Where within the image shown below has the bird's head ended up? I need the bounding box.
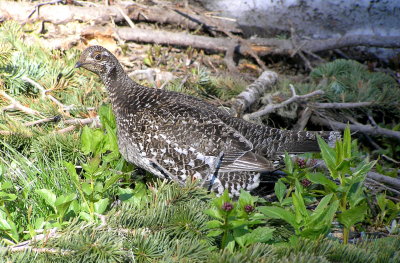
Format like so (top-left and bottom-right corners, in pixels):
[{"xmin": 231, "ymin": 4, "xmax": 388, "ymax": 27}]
[{"xmin": 75, "ymin": 46, "xmax": 118, "ymax": 76}]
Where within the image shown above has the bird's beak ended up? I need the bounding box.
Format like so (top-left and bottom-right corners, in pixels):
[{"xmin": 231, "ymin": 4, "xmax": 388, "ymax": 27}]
[{"xmin": 75, "ymin": 62, "xmax": 82, "ymax": 68}]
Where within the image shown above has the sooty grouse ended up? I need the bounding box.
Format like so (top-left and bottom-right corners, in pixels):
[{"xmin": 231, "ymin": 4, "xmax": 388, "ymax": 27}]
[{"xmin": 75, "ymin": 46, "xmax": 340, "ymax": 196}]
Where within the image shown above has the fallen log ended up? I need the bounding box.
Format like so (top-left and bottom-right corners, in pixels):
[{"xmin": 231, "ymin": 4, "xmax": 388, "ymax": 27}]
[
  {"xmin": 115, "ymin": 27, "xmax": 400, "ymax": 56},
  {"xmin": 0, "ymin": 1, "xmax": 241, "ymax": 34}
]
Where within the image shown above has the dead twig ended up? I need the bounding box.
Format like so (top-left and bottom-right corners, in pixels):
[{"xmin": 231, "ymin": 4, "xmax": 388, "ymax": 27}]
[
  {"xmin": 293, "ymin": 107, "xmax": 312, "ymax": 131},
  {"xmin": 21, "ymin": 76, "xmax": 65, "ymax": 108},
  {"xmin": 244, "ymin": 85, "xmax": 324, "ymax": 120},
  {"xmin": 311, "ymin": 114, "xmax": 400, "ymax": 141},
  {"xmin": 311, "ymin": 101, "xmax": 374, "ymax": 109},
  {"xmin": 0, "ymin": 90, "xmax": 42, "ymax": 116},
  {"xmin": 116, "ymin": 6, "xmax": 135, "ymax": 28},
  {"xmin": 6, "ymin": 228, "xmax": 72, "ymax": 255}
]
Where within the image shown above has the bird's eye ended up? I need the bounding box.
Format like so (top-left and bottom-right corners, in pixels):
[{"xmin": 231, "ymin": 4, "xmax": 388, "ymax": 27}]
[{"xmin": 94, "ymin": 54, "xmax": 102, "ymax": 61}]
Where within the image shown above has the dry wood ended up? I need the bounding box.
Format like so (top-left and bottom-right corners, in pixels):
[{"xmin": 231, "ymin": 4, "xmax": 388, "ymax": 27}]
[
  {"xmin": 311, "ymin": 101, "xmax": 374, "ymax": 109},
  {"xmin": 0, "ymin": 1, "xmax": 241, "ymax": 33},
  {"xmin": 311, "ymin": 114, "xmax": 400, "ymax": 141},
  {"xmin": 0, "ymin": 90, "xmax": 41, "ymax": 116},
  {"xmin": 244, "ymin": 85, "xmax": 324, "ymax": 120},
  {"xmin": 230, "ymin": 70, "xmax": 278, "ymax": 117},
  {"xmin": 115, "ymin": 27, "xmax": 400, "ymax": 57}
]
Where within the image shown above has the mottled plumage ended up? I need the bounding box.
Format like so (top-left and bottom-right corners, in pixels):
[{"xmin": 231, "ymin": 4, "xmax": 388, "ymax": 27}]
[{"xmin": 75, "ymin": 46, "xmax": 340, "ymax": 196}]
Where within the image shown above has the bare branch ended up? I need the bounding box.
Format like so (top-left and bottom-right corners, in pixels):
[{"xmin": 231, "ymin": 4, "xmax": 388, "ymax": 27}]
[
  {"xmin": 21, "ymin": 76, "xmax": 66, "ymax": 109},
  {"xmin": 311, "ymin": 114, "xmax": 400, "ymax": 141},
  {"xmin": 311, "ymin": 101, "xmax": 374, "ymax": 109},
  {"xmin": 0, "ymin": 90, "xmax": 41, "ymax": 116},
  {"xmin": 244, "ymin": 86, "xmax": 324, "ymax": 120}
]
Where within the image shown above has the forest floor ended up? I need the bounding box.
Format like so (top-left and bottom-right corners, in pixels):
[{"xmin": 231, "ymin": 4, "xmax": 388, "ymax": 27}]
[{"xmin": 0, "ymin": 0, "xmax": 399, "ymax": 262}]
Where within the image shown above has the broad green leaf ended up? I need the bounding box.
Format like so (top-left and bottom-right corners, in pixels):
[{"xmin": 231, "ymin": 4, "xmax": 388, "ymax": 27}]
[
  {"xmin": 238, "ymin": 189, "xmax": 254, "ymax": 207},
  {"xmin": 232, "ymin": 227, "xmax": 248, "ymax": 248},
  {"xmin": 80, "ymin": 126, "xmax": 93, "ymax": 155},
  {"xmin": 80, "ymin": 127, "xmax": 105, "ymax": 155},
  {"xmin": 335, "ymin": 160, "xmax": 351, "ymax": 173},
  {"xmin": 258, "ymin": 206, "xmax": 297, "ymax": 229},
  {"xmin": 81, "ymin": 183, "xmax": 92, "ymax": 196},
  {"xmin": 55, "ymin": 193, "xmax": 76, "ymax": 207},
  {"xmin": 94, "ymin": 198, "xmax": 109, "ymax": 214},
  {"xmin": 343, "ymin": 126, "xmax": 352, "ymax": 159},
  {"xmin": 309, "ymin": 196, "xmax": 338, "ymax": 228},
  {"xmin": 64, "ymin": 162, "xmax": 79, "ymax": 185},
  {"xmin": 36, "ymin": 189, "xmax": 56, "ymax": 210},
  {"xmin": 98, "ymin": 104, "xmax": 116, "ymax": 129},
  {"xmin": 241, "ymin": 227, "xmax": 274, "ymax": 246},
  {"xmin": 274, "ymin": 180, "xmax": 286, "ymax": 203},
  {"xmin": 79, "ymin": 211, "xmax": 92, "ymax": 222},
  {"xmin": 206, "ymin": 220, "xmax": 223, "ymax": 228},
  {"xmin": 321, "ymin": 200, "xmax": 339, "ymax": 224},
  {"xmin": 284, "ymin": 152, "xmax": 294, "ymax": 174},
  {"xmin": 338, "ymin": 204, "xmax": 368, "ymax": 228},
  {"xmin": 0, "ymin": 218, "xmax": 11, "ymax": 230},
  {"xmin": 317, "ymin": 136, "xmax": 337, "ymax": 178},
  {"xmin": 0, "ymin": 192, "xmax": 17, "ymax": 202},
  {"xmin": 376, "ymin": 193, "xmax": 387, "ymax": 212},
  {"xmin": 292, "ymin": 188, "xmax": 308, "ymax": 223},
  {"xmin": 204, "ymin": 208, "xmax": 223, "ymax": 220},
  {"xmin": 0, "ymin": 181, "xmax": 12, "ymax": 190},
  {"xmin": 311, "ymin": 193, "xmax": 333, "ymax": 218},
  {"xmin": 306, "ymin": 172, "xmax": 337, "ymax": 190},
  {"xmin": 207, "ymin": 229, "xmax": 224, "ymax": 237},
  {"xmin": 82, "ymin": 156, "xmax": 101, "ymax": 175},
  {"xmin": 55, "ymin": 193, "xmax": 77, "ymax": 217},
  {"xmin": 104, "ymin": 173, "xmax": 123, "ymax": 191},
  {"xmin": 353, "ymin": 160, "xmax": 376, "ymax": 178}
]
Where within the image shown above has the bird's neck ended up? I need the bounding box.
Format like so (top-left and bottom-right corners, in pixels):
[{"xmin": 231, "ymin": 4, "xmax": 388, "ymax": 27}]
[{"xmin": 101, "ymin": 64, "xmax": 144, "ymax": 114}]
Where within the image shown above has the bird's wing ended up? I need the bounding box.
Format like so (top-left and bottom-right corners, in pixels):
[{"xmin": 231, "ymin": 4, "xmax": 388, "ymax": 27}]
[{"xmin": 131, "ymin": 102, "xmax": 275, "ymax": 174}]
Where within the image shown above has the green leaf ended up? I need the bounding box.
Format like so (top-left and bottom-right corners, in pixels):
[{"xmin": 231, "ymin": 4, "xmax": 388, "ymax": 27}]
[
  {"xmin": 292, "ymin": 187, "xmax": 308, "ymax": 223},
  {"xmin": 64, "ymin": 162, "xmax": 79, "ymax": 185},
  {"xmin": 54, "ymin": 193, "xmax": 76, "ymax": 218},
  {"xmin": 338, "ymin": 203, "xmax": 368, "ymax": 228},
  {"xmin": 311, "ymin": 193, "xmax": 333, "ymax": 219},
  {"xmin": 238, "ymin": 190, "xmax": 254, "ymax": 207},
  {"xmin": 104, "ymin": 173, "xmax": 123, "ymax": 192},
  {"xmin": 343, "ymin": 126, "xmax": 352, "ymax": 159},
  {"xmin": 0, "ymin": 192, "xmax": 17, "ymax": 202},
  {"xmin": 94, "ymin": 198, "xmax": 109, "ymax": 214},
  {"xmin": 81, "ymin": 183, "xmax": 92, "ymax": 196},
  {"xmin": 284, "ymin": 152, "xmax": 294, "ymax": 174},
  {"xmin": 0, "ymin": 218, "xmax": 11, "ymax": 230},
  {"xmin": 204, "ymin": 208, "xmax": 223, "ymax": 220},
  {"xmin": 274, "ymin": 180, "xmax": 286, "ymax": 203},
  {"xmin": 376, "ymin": 193, "xmax": 387, "ymax": 212},
  {"xmin": 306, "ymin": 172, "xmax": 338, "ymax": 190},
  {"xmin": 79, "ymin": 211, "xmax": 92, "ymax": 222},
  {"xmin": 207, "ymin": 229, "xmax": 224, "ymax": 237},
  {"xmin": 241, "ymin": 227, "xmax": 275, "ymax": 246},
  {"xmin": 36, "ymin": 189, "xmax": 57, "ymax": 210},
  {"xmin": 206, "ymin": 220, "xmax": 223, "ymax": 229},
  {"xmin": 317, "ymin": 136, "xmax": 337, "ymax": 178},
  {"xmin": 353, "ymin": 160, "xmax": 376, "ymax": 178},
  {"xmin": 98, "ymin": 104, "xmax": 116, "ymax": 129},
  {"xmin": 258, "ymin": 206, "xmax": 297, "ymax": 229},
  {"xmin": 80, "ymin": 127, "xmax": 105, "ymax": 155}
]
